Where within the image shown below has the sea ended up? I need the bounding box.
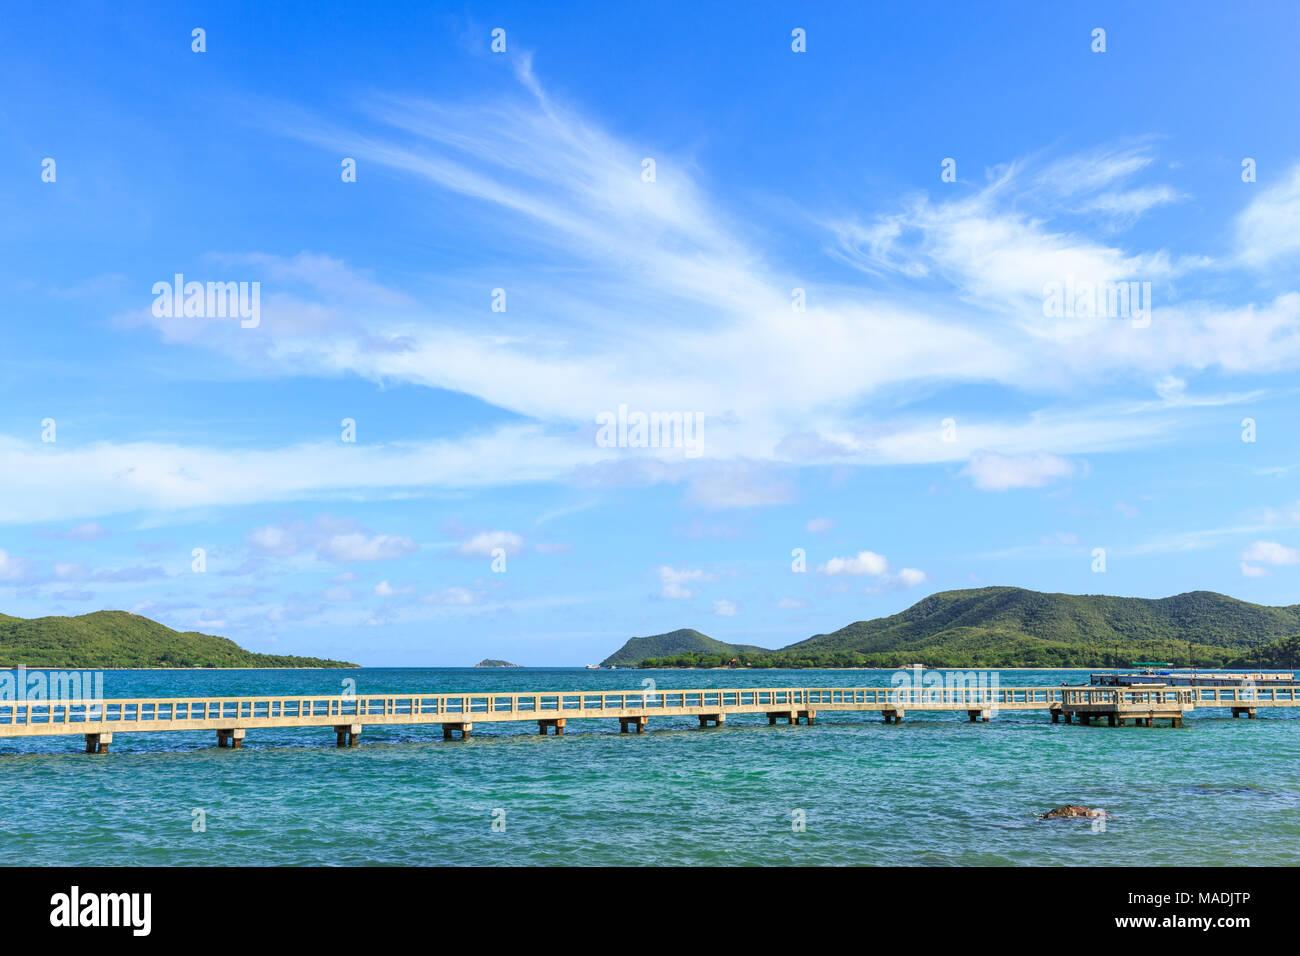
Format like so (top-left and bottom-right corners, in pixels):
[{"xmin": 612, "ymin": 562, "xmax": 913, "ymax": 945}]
[{"xmin": 3, "ymin": 667, "xmax": 1297, "ymax": 866}]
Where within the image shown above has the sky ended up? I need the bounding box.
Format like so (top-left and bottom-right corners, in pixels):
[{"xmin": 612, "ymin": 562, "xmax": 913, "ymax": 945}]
[{"xmin": 1, "ymin": 1, "xmax": 1299, "ymax": 665}]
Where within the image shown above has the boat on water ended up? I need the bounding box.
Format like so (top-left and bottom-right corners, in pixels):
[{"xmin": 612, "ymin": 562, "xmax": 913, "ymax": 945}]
[
  {"xmin": 1089, "ymin": 664, "xmax": 1296, "ymax": 688},
  {"xmin": 585, "ymin": 664, "xmax": 601, "ymax": 670}
]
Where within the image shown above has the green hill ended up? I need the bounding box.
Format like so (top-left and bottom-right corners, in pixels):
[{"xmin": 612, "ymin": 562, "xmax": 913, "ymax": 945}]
[
  {"xmin": 600, "ymin": 628, "xmax": 770, "ymax": 667},
  {"xmin": 628, "ymin": 588, "xmax": 1300, "ymax": 668},
  {"xmin": 0, "ymin": 610, "xmax": 356, "ymax": 668}
]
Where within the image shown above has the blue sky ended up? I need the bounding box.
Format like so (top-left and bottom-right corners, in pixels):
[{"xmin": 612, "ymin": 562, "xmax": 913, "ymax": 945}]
[{"xmin": 2, "ymin": 1, "xmax": 1299, "ymax": 665}]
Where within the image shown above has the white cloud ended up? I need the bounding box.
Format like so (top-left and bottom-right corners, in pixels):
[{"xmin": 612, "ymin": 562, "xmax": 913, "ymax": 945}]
[
  {"xmin": 777, "ymin": 597, "xmax": 805, "ymax": 608},
  {"xmin": 373, "ymin": 580, "xmax": 414, "ymax": 596},
  {"xmin": 11, "ymin": 73, "xmax": 1300, "ymax": 527},
  {"xmin": 818, "ymin": 551, "xmax": 927, "ymax": 592},
  {"xmin": 421, "ymin": 586, "xmax": 478, "ymax": 605},
  {"xmin": 458, "ymin": 531, "xmax": 525, "ymax": 557},
  {"xmin": 1240, "ymin": 563, "xmax": 1269, "ymax": 579},
  {"xmin": 45, "ymin": 522, "xmax": 107, "ymax": 542},
  {"xmin": 659, "ymin": 566, "xmax": 714, "ymax": 599},
  {"xmin": 712, "ymin": 599, "xmax": 738, "ymax": 617},
  {"xmin": 0, "ymin": 549, "xmax": 31, "ymax": 582},
  {"xmin": 805, "ymin": 517, "xmax": 833, "ymax": 533},
  {"xmin": 322, "ymin": 533, "xmax": 416, "ymax": 562},
  {"xmin": 961, "ymin": 451, "xmax": 1075, "ymax": 491},
  {"xmin": 819, "ymin": 551, "xmax": 889, "ymax": 576},
  {"xmin": 1241, "ymin": 540, "xmax": 1300, "ymax": 566},
  {"xmin": 685, "ymin": 463, "xmax": 794, "ymax": 509},
  {"xmin": 246, "ymin": 516, "xmax": 416, "ymax": 563},
  {"xmin": 1236, "ymin": 165, "xmax": 1300, "ymax": 268},
  {"xmin": 53, "ymin": 562, "xmax": 87, "ymax": 581},
  {"xmin": 893, "ymin": 567, "xmax": 927, "ymax": 588},
  {"xmin": 248, "ymin": 525, "xmax": 300, "ymax": 557}
]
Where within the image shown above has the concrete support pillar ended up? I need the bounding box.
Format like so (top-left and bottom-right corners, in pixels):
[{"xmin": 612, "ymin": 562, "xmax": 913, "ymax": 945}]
[
  {"xmin": 968, "ymin": 709, "xmax": 991, "ymax": 723},
  {"xmin": 1107, "ymin": 715, "xmax": 1117, "ymax": 727},
  {"xmin": 801, "ymin": 710, "xmax": 816, "ymax": 725},
  {"xmin": 217, "ymin": 728, "xmax": 245, "ymax": 749},
  {"xmin": 1230, "ymin": 707, "xmax": 1257, "ymax": 719},
  {"xmin": 1051, "ymin": 710, "xmax": 1060, "ymax": 723},
  {"xmin": 766, "ymin": 711, "xmax": 795, "ymax": 725},
  {"xmin": 334, "ymin": 723, "xmax": 361, "ymax": 746},
  {"xmin": 538, "ymin": 718, "xmax": 566, "ymax": 735},
  {"xmin": 1063, "ymin": 712, "xmax": 1073, "ymax": 724},
  {"xmin": 84, "ymin": 732, "xmax": 112, "ymax": 754},
  {"xmin": 441, "ymin": 722, "xmax": 472, "ymax": 739},
  {"xmin": 883, "ymin": 709, "xmax": 904, "ymax": 723},
  {"xmin": 698, "ymin": 713, "xmax": 725, "ymax": 727}
]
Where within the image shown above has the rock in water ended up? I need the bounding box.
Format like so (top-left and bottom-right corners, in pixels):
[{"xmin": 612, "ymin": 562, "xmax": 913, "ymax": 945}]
[{"xmin": 1040, "ymin": 805, "xmax": 1105, "ymax": 820}]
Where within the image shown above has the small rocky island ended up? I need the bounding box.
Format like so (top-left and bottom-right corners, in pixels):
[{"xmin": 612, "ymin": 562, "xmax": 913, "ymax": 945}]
[{"xmin": 475, "ymin": 658, "xmax": 519, "ymax": 668}]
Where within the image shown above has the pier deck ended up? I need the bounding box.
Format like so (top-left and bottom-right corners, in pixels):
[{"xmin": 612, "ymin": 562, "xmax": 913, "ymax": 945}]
[{"xmin": 1, "ymin": 684, "xmax": 1297, "ymax": 751}]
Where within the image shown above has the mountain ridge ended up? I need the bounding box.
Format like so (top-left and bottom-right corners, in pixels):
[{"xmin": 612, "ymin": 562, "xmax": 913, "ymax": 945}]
[
  {"xmin": 602, "ymin": 587, "xmax": 1300, "ymax": 668},
  {"xmin": 0, "ymin": 609, "xmax": 356, "ymax": 668}
]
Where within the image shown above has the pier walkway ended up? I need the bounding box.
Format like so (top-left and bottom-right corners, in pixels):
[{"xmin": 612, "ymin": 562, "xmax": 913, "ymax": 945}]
[{"xmin": 2, "ymin": 684, "xmax": 1297, "ymax": 751}]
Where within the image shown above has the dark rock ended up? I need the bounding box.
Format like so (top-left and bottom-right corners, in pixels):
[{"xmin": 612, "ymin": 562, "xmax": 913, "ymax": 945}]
[{"xmin": 1040, "ymin": 805, "xmax": 1105, "ymax": 820}]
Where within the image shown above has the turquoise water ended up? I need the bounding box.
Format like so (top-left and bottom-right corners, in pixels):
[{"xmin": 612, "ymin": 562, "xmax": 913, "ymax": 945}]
[{"xmin": 3, "ymin": 668, "xmax": 1298, "ymax": 866}]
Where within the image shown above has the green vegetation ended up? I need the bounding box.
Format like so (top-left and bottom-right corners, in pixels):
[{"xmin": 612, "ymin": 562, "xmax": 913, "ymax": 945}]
[
  {"xmin": 629, "ymin": 587, "xmax": 1300, "ymax": 669},
  {"xmin": 475, "ymin": 659, "xmax": 519, "ymax": 667},
  {"xmin": 600, "ymin": 628, "xmax": 770, "ymax": 667},
  {"xmin": 0, "ymin": 610, "xmax": 356, "ymax": 668}
]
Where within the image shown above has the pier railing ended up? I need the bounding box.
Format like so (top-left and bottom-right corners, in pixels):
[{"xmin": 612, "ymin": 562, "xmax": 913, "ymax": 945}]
[{"xmin": 0, "ymin": 683, "xmax": 1296, "ymax": 743}]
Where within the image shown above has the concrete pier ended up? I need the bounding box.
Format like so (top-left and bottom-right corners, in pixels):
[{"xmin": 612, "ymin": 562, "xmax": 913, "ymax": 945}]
[
  {"xmin": 2, "ymin": 682, "xmax": 1296, "ymax": 754},
  {"xmin": 1059, "ymin": 685, "xmax": 1190, "ymax": 728},
  {"xmin": 334, "ymin": 723, "xmax": 362, "ymax": 747}
]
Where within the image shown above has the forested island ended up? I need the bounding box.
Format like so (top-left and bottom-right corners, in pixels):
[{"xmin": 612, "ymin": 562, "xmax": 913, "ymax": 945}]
[
  {"xmin": 603, "ymin": 587, "xmax": 1300, "ymax": 669},
  {"xmin": 0, "ymin": 610, "xmax": 356, "ymax": 668}
]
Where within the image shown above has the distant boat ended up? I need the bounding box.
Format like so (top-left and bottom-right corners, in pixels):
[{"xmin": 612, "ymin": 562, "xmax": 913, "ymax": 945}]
[{"xmin": 585, "ymin": 664, "xmax": 601, "ymax": 670}]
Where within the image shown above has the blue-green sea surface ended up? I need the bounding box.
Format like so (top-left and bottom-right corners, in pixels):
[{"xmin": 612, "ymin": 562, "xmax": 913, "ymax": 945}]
[{"xmin": 2, "ymin": 668, "xmax": 1297, "ymax": 866}]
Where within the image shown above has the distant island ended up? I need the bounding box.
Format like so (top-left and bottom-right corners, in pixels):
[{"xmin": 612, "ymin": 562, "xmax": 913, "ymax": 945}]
[
  {"xmin": 600, "ymin": 587, "xmax": 1300, "ymax": 669},
  {"xmin": 0, "ymin": 610, "xmax": 356, "ymax": 668},
  {"xmin": 475, "ymin": 659, "xmax": 519, "ymax": 668}
]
